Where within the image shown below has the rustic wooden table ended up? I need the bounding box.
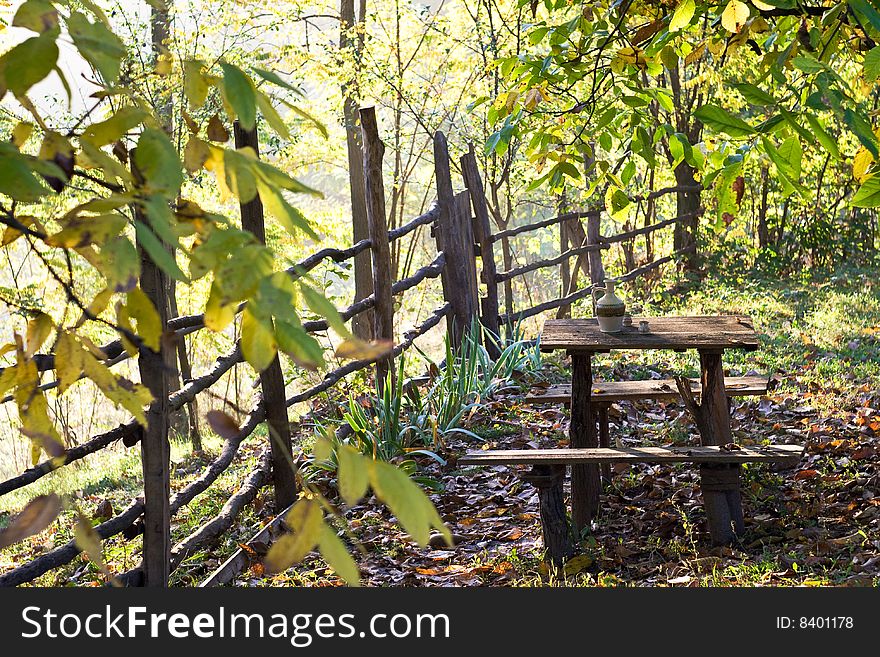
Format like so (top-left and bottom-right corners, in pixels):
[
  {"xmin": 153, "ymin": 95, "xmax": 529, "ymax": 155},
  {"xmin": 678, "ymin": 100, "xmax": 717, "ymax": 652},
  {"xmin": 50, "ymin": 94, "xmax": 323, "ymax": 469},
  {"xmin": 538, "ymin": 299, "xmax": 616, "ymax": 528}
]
[{"xmin": 540, "ymin": 315, "xmax": 759, "ymax": 543}]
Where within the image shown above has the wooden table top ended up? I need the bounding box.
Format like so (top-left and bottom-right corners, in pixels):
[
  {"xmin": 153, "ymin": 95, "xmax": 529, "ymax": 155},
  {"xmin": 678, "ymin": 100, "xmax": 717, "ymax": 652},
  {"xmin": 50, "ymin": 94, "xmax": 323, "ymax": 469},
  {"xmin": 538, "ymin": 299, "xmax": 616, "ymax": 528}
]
[{"xmin": 540, "ymin": 315, "xmax": 759, "ymax": 352}]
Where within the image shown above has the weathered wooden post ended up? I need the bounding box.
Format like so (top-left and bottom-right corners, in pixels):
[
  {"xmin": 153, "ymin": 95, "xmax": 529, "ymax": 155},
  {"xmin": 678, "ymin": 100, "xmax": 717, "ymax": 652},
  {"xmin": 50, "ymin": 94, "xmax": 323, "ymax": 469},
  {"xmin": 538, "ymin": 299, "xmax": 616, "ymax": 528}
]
[
  {"xmin": 460, "ymin": 144, "xmax": 500, "ymax": 358},
  {"xmin": 359, "ymin": 107, "xmax": 395, "ymax": 390},
  {"xmin": 587, "ymin": 213, "xmax": 605, "ymax": 287},
  {"xmin": 233, "ymin": 121, "xmax": 298, "ymax": 512},
  {"xmin": 433, "ymin": 131, "xmax": 478, "ymax": 349},
  {"xmin": 132, "ymin": 153, "xmax": 172, "ymax": 587}
]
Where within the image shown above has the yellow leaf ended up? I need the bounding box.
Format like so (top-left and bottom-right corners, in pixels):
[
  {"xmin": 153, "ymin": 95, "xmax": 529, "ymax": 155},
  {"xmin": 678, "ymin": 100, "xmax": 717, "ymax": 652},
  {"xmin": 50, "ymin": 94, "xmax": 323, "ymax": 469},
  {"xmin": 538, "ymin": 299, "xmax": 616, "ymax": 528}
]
[
  {"xmin": 318, "ymin": 524, "xmax": 360, "ymax": 586},
  {"xmin": 334, "ymin": 337, "xmax": 393, "ymax": 361},
  {"xmin": 126, "ymin": 287, "xmax": 162, "ymax": 351},
  {"xmin": 25, "ymin": 312, "xmax": 53, "ymax": 357},
  {"xmin": 206, "ymin": 113, "xmax": 229, "ymax": 142},
  {"xmin": 155, "ymin": 52, "xmax": 172, "ymax": 76},
  {"xmin": 264, "ymin": 499, "xmax": 323, "ymax": 573},
  {"xmin": 669, "ymin": 0, "xmax": 695, "ymax": 32},
  {"xmin": 523, "ymin": 87, "xmax": 543, "ymax": 111},
  {"xmin": 204, "ymin": 284, "xmax": 236, "ymax": 332},
  {"xmin": 0, "ymin": 494, "xmax": 61, "ymax": 549},
  {"xmin": 721, "ymin": 1, "xmax": 750, "ymax": 33},
  {"xmin": 853, "ymin": 147, "xmax": 873, "ymax": 183},
  {"xmin": 45, "ymin": 214, "xmax": 127, "ymax": 248},
  {"xmin": 2, "ymin": 215, "xmax": 37, "ymax": 246},
  {"xmin": 563, "ymin": 554, "xmax": 593, "ymax": 575},
  {"xmin": 55, "ymin": 331, "xmax": 84, "ymax": 393},
  {"xmin": 338, "ymin": 443, "xmax": 369, "ymax": 506},
  {"xmin": 12, "ymin": 121, "xmax": 34, "ymax": 147},
  {"xmin": 751, "ymin": 0, "xmax": 774, "ymax": 10},
  {"xmin": 241, "ymin": 307, "xmax": 277, "ymax": 372},
  {"xmin": 73, "ymin": 509, "xmax": 112, "ymax": 580}
]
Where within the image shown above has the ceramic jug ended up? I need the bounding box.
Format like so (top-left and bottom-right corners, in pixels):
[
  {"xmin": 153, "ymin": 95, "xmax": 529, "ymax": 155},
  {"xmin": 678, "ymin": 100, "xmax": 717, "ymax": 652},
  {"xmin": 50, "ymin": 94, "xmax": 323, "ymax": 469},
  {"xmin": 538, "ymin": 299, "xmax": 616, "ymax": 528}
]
[{"xmin": 592, "ymin": 279, "xmax": 626, "ymax": 333}]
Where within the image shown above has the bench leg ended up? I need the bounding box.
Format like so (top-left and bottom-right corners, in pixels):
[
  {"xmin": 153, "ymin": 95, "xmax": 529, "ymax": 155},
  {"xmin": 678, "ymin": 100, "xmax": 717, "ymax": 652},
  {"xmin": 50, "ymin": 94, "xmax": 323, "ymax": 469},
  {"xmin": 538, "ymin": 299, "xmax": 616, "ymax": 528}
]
[
  {"xmin": 597, "ymin": 404, "xmax": 612, "ymax": 485},
  {"xmin": 570, "ymin": 353, "xmax": 600, "ymax": 532},
  {"xmin": 700, "ymin": 464, "xmax": 743, "ymax": 545},
  {"xmin": 522, "ymin": 464, "xmax": 573, "ymax": 565}
]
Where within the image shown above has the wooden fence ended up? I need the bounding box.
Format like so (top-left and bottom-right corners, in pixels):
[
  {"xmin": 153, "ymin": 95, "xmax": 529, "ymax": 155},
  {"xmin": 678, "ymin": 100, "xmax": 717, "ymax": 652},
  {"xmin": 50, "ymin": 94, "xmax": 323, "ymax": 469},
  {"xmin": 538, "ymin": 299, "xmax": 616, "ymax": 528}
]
[{"xmin": 0, "ymin": 106, "xmax": 700, "ymax": 587}]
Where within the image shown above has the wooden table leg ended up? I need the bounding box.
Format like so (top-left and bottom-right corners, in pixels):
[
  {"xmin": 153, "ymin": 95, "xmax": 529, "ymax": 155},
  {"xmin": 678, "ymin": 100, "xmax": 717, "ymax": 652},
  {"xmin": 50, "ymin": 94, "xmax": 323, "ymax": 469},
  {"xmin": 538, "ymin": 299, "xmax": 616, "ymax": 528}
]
[
  {"xmin": 522, "ymin": 464, "xmax": 573, "ymax": 565},
  {"xmin": 597, "ymin": 404, "xmax": 612, "ymax": 485},
  {"xmin": 698, "ymin": 349, "xmax": 743, "ymax": 545},
  {"xmin": 570, "ymin": 352, "xmax": 600, "ymax": 532}
]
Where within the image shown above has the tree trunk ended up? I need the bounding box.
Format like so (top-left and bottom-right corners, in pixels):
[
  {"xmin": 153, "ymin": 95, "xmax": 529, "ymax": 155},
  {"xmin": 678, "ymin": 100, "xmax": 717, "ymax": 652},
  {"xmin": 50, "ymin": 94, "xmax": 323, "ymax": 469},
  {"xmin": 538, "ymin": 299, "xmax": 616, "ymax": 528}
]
[
  {"xmin": 673, "ymin": 161, "xmax": 700, "ymax": 268},
  {"xmin": 340, "ymin": 0, "xmax": 373, "ymax": 340},
  {"xmin": 758, "ymin": 167, "xmax": 770, "ymax": 249},
  {"xmin": 233, "ymin": 122, "xmax": 298, "ymax": 512}
]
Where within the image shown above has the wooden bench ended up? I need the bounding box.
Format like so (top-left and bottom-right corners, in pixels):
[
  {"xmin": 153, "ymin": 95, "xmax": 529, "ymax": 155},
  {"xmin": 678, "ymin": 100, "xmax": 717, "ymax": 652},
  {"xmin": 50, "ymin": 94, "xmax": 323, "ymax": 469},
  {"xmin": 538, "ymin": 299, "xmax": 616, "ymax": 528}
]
[
  {"xmin": 526, "ymin": 375, "xmax": 771, "ymax": 483},
  {"xmin": 459, "ymin": 444, "xmax": 803, "ymax": 564}
]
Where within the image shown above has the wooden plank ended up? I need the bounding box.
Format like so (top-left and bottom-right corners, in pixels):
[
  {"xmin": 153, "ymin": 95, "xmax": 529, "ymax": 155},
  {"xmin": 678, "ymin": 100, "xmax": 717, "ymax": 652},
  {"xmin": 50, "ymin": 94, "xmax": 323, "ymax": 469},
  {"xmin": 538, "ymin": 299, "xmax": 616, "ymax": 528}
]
[
  {"xmin": 526, "ymin": 376, "xmax": 769, "ymax": 404},
  {"xmin": 540, "ymin": 316, "xmax": 759, "ymax": 352},
  {"xmin": 458, "ymin": 444, "xmax": 804, "ymax": 466},
  {"xmin": 434, "ymin": 131, "xmax": 477, "ymax": 347},
  {"xmin": 461, "ymin": 145, "xmax": 500, "ymax": 354},
  {"xmin": 360, "ymin": 107, "xmax": 395, "ymax": 390},
  {"xmin": 234, "ymin": 121, "xmax": 298, "ymax": 512}
]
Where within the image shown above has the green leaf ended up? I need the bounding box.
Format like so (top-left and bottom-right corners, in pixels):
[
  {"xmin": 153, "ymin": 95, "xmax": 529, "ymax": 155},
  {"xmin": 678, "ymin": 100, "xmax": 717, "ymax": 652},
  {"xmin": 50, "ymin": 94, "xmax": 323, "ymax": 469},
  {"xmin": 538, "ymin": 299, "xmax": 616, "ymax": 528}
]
[
  {"xmin": 368, "ymin": 460, "xmax": 451, "ymax": 547},
  {"xmin": 852, "ymin": 175, "xmax": 880, "ymax": 207},
  {"xmin": 241, "ymin": 307, "xmax": 277, "ymax": 372},
  {"xmin": 318, "ymin": 524, "xmax": 360, "ymax": 586},
  {"xmin": 842, "ymin": 108, "xmax": 879, "ymax": 159},
  {"xmin": 694, "ymin": 104, "xmax": 754, "ymax": 138},
  {"xmin": 0, "ymin": 30, "xmax": 58, "ymax": 97},
  {"xmin": 98, "ymin": 236, "xmax": 139, "ymax": 292},
  {"xmin": 255, "ymin": 180, "xmax": 319, "ymax": 241},
  {"xmin": 67, "ymin": 11, "xmax": 125, "ymax": 83},
  {"xmin": 251, "ymin": 67, "xmax": 301, "ymax": 94},
  {"xmin": 669, "ymin": 0, "xmax": 695, "ymax": 32},
  {"xmin": 135, "ymin": 128, "xmax": 184, "ymax": 196},
  {"xmin": 730, "ymin": 82, "xmax": 776, "ymax": 106},
  {"xmin": 805, "ymin": 114, "xmax": 840, "ymax": 160},
  {"xmin": 255, "ymin": 90, "xmax": 290, "ymax": 140},
  {"xmin": 300, "ymin": 284, "xmax": 348, "ymax": 336},
  {"xmin": 778, "ymin": 135, "xmax": 802, "ymax": 179},
  {"xmin": 0, "ymin": 143, "xmax": 49, "ymax": 201},
  {"xmin": 865, "ymin": 46, "xmax": 880, "ymax": 81},
  {"xmin": 81, "ymin": 106, "xmax": 148, "ymax": 147},
  {"xmin": 281, "ymin": 102, "xmax": 329, "ymax": 139},
  {"xmin": 762, "ymin": 137, "xmax": 810, "ymax": 200},
  {"xmin": 12, "ymin": 1, "xmax": 59, "ymax": 33},
  {"xmin": 275, "ymin": 319, "xmax": 324, "ymax": 371},
  {"xmin": 134, "ymin": 221, "xmax": 187, "ymax": 282},
  {"xmin": 250, "ymin": 157, "xmax": 323, "ymax": 197},
  {"xmin": 849, "ymin": 0, "xmax": 880, "ymax": 33},
  {"xmin": 338, "ymin": 444, "xmax": 369, "ymax": 506},
  {"xmin": 220, "ymin": 63, "xmax": 257, "ymax": 131}
]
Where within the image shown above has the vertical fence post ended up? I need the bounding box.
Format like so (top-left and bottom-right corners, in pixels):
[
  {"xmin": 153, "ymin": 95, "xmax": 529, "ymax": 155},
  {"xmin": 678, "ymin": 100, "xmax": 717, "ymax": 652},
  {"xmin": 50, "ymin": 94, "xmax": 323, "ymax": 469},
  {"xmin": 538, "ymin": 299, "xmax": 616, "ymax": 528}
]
[
  {"xmin": 132, "ymin": 154, "xmax": 171, "ymax": 587},
  {"xmin": 359, "ymin": 107, "xmax": 395, "ymax": 390},
  {"xmin": 233, "ymin": 120, "xmax": 298, "ymax": 512},
  {"xmin": 433, "ymin": 131, "xmax": 478, "ymax": 349},
  {"xmin": 460, "ymin": 144, "xmax": 499, "ymax": 357},
  {"xmin": 587, "ymin": 213, "xmax": 605, "ymax": 310}
]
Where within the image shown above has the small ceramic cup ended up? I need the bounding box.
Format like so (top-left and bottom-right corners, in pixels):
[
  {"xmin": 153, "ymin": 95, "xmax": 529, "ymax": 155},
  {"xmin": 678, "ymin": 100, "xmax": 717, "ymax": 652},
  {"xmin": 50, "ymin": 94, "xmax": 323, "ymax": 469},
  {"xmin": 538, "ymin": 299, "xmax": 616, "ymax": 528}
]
[{"xmin": 638, "ymin": 320, "xmax": 650, "ymax": 334}]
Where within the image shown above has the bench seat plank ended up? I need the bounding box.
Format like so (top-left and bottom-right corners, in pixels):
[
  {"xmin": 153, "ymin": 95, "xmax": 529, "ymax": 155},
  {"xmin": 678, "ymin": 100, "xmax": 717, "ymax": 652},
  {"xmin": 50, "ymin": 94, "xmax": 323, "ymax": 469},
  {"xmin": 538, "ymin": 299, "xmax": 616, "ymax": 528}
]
[
  {"xmin": 459, "ymin": 444, "xmax": 803, "ymax": 466},
  {"xmin": 525, "ymin": 375, "xmax": 768, "ymax": 404}
]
